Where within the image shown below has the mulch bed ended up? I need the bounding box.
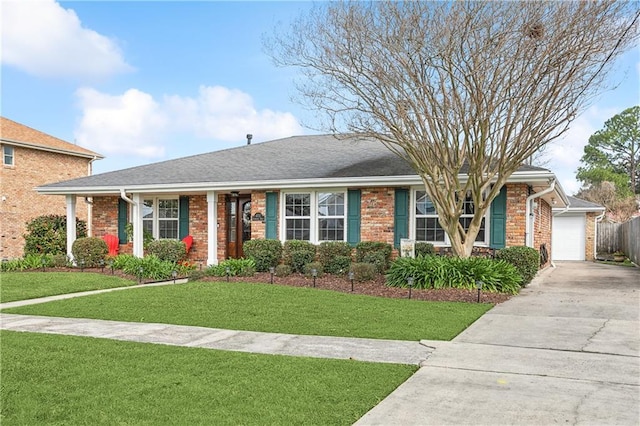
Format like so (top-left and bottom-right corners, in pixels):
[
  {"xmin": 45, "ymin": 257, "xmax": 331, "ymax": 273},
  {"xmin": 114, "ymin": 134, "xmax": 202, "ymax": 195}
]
[{"xmin": 200, "ymin": 272, "xmax": 514, "ymax": 304}]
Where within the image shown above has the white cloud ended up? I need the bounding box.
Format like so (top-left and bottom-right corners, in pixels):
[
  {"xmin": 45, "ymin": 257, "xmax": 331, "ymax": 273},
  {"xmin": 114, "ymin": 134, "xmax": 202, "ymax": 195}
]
[
  {"xmin": 74, "ymin": 85, "xmax": 302, "ymax": 159},
  {"xmin": 1, "ymin": 0, "xmax": 132, "ymax": 78},
  {"xmin": 165, "ymin": 86, "xmax": 303, "ymax": 142},
  {"xmin": 546, "ymin": 105, "xmax": 622, "ymax": 196},
  {"xmin": 75, "ymin": 88, "xmax": 167, "ymax": 157}
]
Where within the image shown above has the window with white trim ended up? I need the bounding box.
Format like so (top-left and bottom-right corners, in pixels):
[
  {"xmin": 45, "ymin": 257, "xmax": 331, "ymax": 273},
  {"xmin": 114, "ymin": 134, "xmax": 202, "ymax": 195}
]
[
  {"xmin": 414, "ymin": 190, "xmax": 487, "ymax": 244},
  {"xmin": 142, "ymin": 198, "xmax": 179, "ymax": 239},
  {"xmin": 3, "ymin": 145, "xmax": 14, "ymax": 166},
  {"xmin": 283, "ymin": 191, "xmax": 346, "ymax": 242}
]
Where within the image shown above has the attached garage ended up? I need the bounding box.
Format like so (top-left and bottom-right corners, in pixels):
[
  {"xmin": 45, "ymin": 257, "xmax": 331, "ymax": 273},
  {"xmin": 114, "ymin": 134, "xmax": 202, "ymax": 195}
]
[
  {"xmin": 552, "ymin": 196, "xmax": 605, "ymax": 262},
  {"xmin": 552, "ymin": 214, "xmax": 586, "ymax": 260}
]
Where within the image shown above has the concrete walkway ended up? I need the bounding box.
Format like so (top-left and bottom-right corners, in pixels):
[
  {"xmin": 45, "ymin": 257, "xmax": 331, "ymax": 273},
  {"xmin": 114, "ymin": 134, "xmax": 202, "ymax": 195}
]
[{"xmin": 355, "ymin": 262, "xmax": 640, "ymax": 425}]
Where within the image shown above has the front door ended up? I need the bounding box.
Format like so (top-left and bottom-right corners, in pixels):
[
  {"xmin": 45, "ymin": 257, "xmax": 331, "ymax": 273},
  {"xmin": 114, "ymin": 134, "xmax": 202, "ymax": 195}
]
[{"xmin": 227, "ymin": 196, "xmax": 251, "ymax": 258}]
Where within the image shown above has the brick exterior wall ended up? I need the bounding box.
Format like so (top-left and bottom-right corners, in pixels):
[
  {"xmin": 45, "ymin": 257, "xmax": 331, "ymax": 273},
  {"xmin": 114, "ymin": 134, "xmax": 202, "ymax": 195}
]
[
  {"xmin": 585, "ymin": 212, "xmax": 598, "ymax": 261},
  {"xmin": 505, "ymin": 183, "xmax": 528, "ymax": 248},
  {"xmin": 533, "ymin": 198, "xmax": 552, "ymax": 267},
  {"xmin": 188, "ymin": 195, "xmax": 208, "ymax": 265},
  {"xmin": 251, "ymin": 191, "xmax": 267, "ymax": 240},
  {"xmin": 0, "ymin": 145, "xmax": 92, "ymax": 258},
  {"xmin": 360, "ymin": 187, "xmax": 395, "ymax": 245}
]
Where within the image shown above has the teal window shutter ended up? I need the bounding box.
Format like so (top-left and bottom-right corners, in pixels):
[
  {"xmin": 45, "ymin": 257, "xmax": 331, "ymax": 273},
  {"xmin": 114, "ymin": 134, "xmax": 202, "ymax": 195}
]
[
  {"xmin": 265, "ymin": 192, "xmax": 278, "ymax": 239},
  {"xmin": 347, "ymin": 189, "xmax": 361, "ymax": 246},
  {"xmin": 490, "ymin": 186, "xmax": 507, "ymax": 249},
  {"xmin": 394, "ymin": 189, "xmax": 409, "ymax": 248},
  {"xmin": 179, "ymin": 196, "xmax": 189, "ymax": 239},
  {"xmin": 117, "ymin": 198, "xmax": 128, "ymax": 244}
]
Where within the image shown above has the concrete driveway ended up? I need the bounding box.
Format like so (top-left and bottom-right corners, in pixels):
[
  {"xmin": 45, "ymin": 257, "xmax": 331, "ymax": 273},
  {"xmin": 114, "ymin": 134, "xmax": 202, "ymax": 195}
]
[{"xmin": 356, "ymin": 262, "xmax": 640, "ymax": 425}]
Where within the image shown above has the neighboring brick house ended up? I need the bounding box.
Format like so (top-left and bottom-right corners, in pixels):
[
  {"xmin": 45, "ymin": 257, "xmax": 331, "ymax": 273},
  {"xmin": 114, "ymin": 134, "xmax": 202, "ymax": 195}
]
[
  {"xmin": 38, "ymin": 134, "xmax": 597, "ymax": 266},
  {"xmin": 1, "ymin": 117, "xmax": 103, "ymax": 259}
]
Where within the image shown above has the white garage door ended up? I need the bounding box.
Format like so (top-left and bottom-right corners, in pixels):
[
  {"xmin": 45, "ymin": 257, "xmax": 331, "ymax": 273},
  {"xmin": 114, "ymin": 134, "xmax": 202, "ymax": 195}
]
[{"xmin": 552, "ymin": 214, "xmax": 586, "ymax": 261}]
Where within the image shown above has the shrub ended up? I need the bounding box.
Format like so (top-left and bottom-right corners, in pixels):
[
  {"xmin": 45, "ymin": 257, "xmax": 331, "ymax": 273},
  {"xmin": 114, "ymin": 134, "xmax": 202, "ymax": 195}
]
[
  {"xmin": 283, "ymin": 240, "xmax": 316, "ymax": 273},
  {"xmin": 275, "ymin": 264, "xmax": 292, "ymax": 277},
  {"xmin": 317, "ymin": 242, "xmax": 352, "ymax": 274},
  {"xmin": 496, "ymin": 246, "xmax": 540, "ymax": 285},
  {"xmin": 146, "ymin": 239, "xmax": 187, "ymax": 263},
  {"xmin": 355, "ymin": 242, "xmax": 392, "ymax": 272},
  {"xmin": 51, "ymin": 254, "xmax": 71, "ymax": 268},
  {"xmin": 303, "ymin": 261, "xmax": 324, "ymax": 278},
  {"xmin": 415, "ymin": 242, "xmax": 436, "ymax": 257},
  {"xmin": 1, "ymin": 258, "xmax": 24, "ymax": 272},
  {"xmin": 206, "ymin": 258, "xmax": 256, "ymax": 277},
  {"xmin": 23, "ymin": 214, "xmax": 87, "ymax": 256},
  {"xmin": 350, "ymin": 262, "xmax": 377, "ymax": 282},
  {"xmin": 71, "ymin": 237, "xmax": 108, "ymax": 268},
  {"xmin": 385, "ymin": 256, "xmax": 522, "ymax": 294},
  {"xmin": 243, "ymin": 239, "xmax": 283, "ymax": 272}
]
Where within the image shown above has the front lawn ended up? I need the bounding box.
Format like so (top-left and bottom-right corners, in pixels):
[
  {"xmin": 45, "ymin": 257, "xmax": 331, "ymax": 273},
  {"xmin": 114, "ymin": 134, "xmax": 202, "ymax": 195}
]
[
  {"xmin": 1, "ymin": 330, "xmax": 416, "ymax": 425},
  {"xmin": 0, "ymin": 272, "xmax": 136, "ymax": 303},
  {"xmin": 3, "ymin": 281, "xmax": 492, "ymax": 341}
]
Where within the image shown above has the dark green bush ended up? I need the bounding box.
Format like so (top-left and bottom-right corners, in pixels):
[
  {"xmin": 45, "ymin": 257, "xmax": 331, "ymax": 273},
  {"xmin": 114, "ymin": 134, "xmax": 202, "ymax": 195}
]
[
  {"xmin": 71, "ymin": 237, "xmax": 108, "ymax": 268},
  {"xmin": 317, "ymin": 242, "xmax": 352, "ymax": 274},
  {"xmin": 303, "ymin": 261, "xmax": 324, "ymax": 278},
  {"xmin": 350, "ymin": 262, "xmax": 377, "ymax": 282},
  {"xmin": 243, "ymin": 239, "xmax": 283, "ymax": 272},
  {"xmin": 275, "ymin": 264, "xmax": 292, "ymax": 277},
  {"xmin": 355, "ymin": 242, "xmax": 392, "ymax": 272},
  {"xmin": 496, "ymin": 246, "xmax": 540, "ymax": 285},
  {"xmin": 23, "ymin": 214, "xmax": 87, "ymax": 256},
  {"xmin": 283, "ymin": 240, "xmax": 316, "ymax": 273},
  {"xmin": 385, "ymin": 256, "xmax": 522, "ymax": 294},
  {"xmin": 206, "ymin": 258, "xmax": 256, "ymax": 277},
  {"xmin": 51, "ymin": 254, "xmax": 71, "ymax": 268},
  {"xmin": 146, "ymin": 239, "xmax": 187, "ymax": 263},
  {"xmin": 415, "ymin": 242, "xmax": 436, "ymax": 257}
]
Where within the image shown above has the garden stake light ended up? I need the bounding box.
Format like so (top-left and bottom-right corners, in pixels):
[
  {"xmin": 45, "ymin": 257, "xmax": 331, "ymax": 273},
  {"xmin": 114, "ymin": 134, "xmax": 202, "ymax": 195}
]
[
  {"xmin": 269, "ymin": 266, "xmax": 275, "ymax": 284},
  {"xmin": 109, "ymin": 260, "xmax": 114, "ymax": 275},
  {"xmin": 226, "ymin": 266, "xmax": 230, "ymax": 282},
  {"xmin": 172, "ymin": 270, "xmax": 178, "ymax": 283},
  {"xmin": 349, "ymin": 271, "xmax": 354, "ymax": 292},
  {"xmin": 312, "ymin": 268, "xmax": 317, "ymax": 287},
  {"xmin": 80, "ymin": 259, "xmax": 85, "ymax": 272},
  {"xmin": 476, "ymin": 280, "xmax": 484, "ymax": 303},
  {"xmin": 407, "ymin": 276, "xmax": 414, "ymax": 299},
  {"xmin": 138, "ymin": 267, "xmax": 143, "ymax": 284},
  {"xmin": 41, "ymin": 256, "xmax": 46, "ymax": 272},
  {"xmin": 99, "ymin": 259, "xmax": 105, "ymax": 273}
]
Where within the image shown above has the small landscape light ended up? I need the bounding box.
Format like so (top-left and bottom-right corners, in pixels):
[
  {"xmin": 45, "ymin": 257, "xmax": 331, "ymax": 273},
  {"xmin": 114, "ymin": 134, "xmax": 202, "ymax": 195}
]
[
  {"xmin": 407, "ymin": 276, "xmax": 414, "ymax": 300},
  {"xmin": 108, "ymin": 259, "xmax": 114, "ymax": 275},
  {"xmin": 172, "ymin": 270, "xmax": 178, "ymax": 283},
  {"xmin": 138, "ymin": 266, "xmax": 144, "ymax": 284},
  {"xmin": 269, "ymin": 266, "xmax": 275, "ymax": 284},
  {"xmin": 41, "ymin": 256, "xmax": 46, "ymax": 272},
  {"xmin": 226, "ymin": 266, "xmax": 231, "ymax": 282},
  {"xmin": 311, "ymin": 268, "xmax": 317, "ymax": 288},
  {"xmin": 476, "ymin": 280, "xmax": 484, "ymax": 303},
  {"xmin": 99, "ymin": 259, "xmax": 105, "ymax": 273},
  {"xmin": 349, "ymin": 271, "xmax": 355, "ymax": 292},
  {"xmin": 80, "ymin": 259, "xmax": 85, "ymax": 272}
]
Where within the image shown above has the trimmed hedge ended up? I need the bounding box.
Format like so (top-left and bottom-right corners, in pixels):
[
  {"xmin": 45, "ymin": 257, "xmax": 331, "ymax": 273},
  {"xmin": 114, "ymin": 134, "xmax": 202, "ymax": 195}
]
[
  {"xmin": 355, "ymin": 242, "xmax": 392, "ymax": 273},
  {"xmin": 243, "ymin": 239, "xmax": 283, "ymax": 272},
  {"xmin": 385, "ymin": 256, "xmax": 522, "ymax": 294},
  {"xmin": 146, "ymin": 239, "xmax": 187, "ymax": 263},
  {"xmin": 317, "ymin": 241, "xmax": 352, "ymax": 274},
  {"xmin": 283, "ymin": 240, "xmax": 317, "ymax": 273},
  {"xmin": 495, "ymin": 246, "xmax": 540, "ymax": 285},
  {"xmin": 71, "ymin": 237, "xmax": 108, "ymax": 268},
  {"xmin": 415, "ymin": 242, "xmax": 436, "ymax": 257},
  {"xmin": 23, "ymin": 214, "xmax": 87, "ymax": 256},
  {"xmin": 350, "ymin": 262, "xmax": 377, "ymax": 282}
]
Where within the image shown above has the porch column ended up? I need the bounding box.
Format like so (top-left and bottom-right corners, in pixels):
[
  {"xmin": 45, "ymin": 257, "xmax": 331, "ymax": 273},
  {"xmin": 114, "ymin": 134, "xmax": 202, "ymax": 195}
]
[
  {"xmin": 66, "ymin": 195, "xmax": 77, "ymax": 262},
  {"xmin": 207, "ymin": 191, "xmax": 218, "ymax": 265},
  {"xmin": 132, "ymin": 193, "xmax": 144, "ymax": 257}
]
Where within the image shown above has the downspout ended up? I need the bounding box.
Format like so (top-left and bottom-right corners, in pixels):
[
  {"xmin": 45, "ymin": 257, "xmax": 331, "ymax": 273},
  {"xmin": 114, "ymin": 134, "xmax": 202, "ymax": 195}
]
[{"xmin": 525, "ymin": 178, "xmax": 556, "ymax": 248}]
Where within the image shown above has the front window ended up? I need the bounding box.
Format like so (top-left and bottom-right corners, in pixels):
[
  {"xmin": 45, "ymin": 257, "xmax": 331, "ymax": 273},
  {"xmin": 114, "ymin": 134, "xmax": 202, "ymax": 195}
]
[
  {"xmin": 415, "ymin": 190, "xmax": 486, "ymax": 244},
  {"xmin": 142, "ymin": 198, "xmax": 179, "ymax": 239},
  {"xmin": 283, "ymin": 191, "xmax": 346, "ymax": 242},
  {"xmin": 3, "ymin": 146, "xmax": 14, "ymax": 166}
]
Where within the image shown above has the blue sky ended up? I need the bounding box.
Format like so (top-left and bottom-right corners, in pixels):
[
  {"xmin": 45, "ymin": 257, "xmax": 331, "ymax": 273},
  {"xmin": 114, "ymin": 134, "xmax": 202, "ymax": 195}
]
[{"xmin": 2, "ymin": 1, "xmax": 638, "ymax": 195}]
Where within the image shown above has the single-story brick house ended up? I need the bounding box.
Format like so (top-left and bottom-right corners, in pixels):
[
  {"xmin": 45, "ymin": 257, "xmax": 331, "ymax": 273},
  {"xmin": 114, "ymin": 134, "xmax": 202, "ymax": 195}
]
[{"xmin": 38, "ymin": 134, "xmax": 598, "ymax": 266}]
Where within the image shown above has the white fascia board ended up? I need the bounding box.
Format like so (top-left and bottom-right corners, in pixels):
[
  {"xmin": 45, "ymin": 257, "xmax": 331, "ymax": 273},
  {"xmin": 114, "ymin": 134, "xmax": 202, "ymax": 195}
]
[{"xmin": 553, "ymin": 206, "xmax": 606, "ymax": 214}]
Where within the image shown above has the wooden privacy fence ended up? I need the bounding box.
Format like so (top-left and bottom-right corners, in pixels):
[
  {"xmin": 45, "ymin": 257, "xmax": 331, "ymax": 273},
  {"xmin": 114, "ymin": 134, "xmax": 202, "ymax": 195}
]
[{"xmin": 597, "ymin": 217, "xmax": 640, "ymax": 265}]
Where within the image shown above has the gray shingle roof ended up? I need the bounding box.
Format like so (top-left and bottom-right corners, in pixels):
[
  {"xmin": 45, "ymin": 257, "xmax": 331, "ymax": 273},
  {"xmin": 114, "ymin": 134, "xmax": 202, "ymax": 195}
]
[
  {"xmin": 566, "ymin": 196, "xmax": 605, "ymax": 210},
  {"xmin": 39, "ymin": 134, "xmax": 550, "ymax": 190}
]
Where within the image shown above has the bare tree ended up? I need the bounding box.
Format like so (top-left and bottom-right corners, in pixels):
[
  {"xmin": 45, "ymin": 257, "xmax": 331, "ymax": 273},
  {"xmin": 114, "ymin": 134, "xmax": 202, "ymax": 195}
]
[{"xmin": 266, "ymin": 1, "xmax": 639, "ymax": 257}]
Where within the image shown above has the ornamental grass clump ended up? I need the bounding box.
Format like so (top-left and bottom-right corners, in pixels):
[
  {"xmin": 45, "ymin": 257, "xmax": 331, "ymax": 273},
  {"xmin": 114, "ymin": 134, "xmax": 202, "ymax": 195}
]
[{"xmin": 386, "ymin": 256, "xmax": 522, "ymax": 294}]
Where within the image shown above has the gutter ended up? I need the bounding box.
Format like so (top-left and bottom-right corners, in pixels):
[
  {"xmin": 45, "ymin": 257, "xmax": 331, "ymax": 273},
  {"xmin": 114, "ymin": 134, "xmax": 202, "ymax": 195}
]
[{"xmin": 524, "ymin": 178, "xmax": 556, "ymax": 248}]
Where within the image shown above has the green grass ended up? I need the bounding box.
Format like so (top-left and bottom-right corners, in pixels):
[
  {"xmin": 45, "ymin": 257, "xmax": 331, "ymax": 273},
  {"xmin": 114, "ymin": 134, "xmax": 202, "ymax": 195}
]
[
  {"xmin": 3, "ymin": 281, "xmax": 491, "ymax": 341},
  {"xmin": 0, "ymin": 272, "xmax": 136, "ymax": 303},
  {"xmin": 1, "ymin": 330, "xmax": 416, "ymax": 425}
]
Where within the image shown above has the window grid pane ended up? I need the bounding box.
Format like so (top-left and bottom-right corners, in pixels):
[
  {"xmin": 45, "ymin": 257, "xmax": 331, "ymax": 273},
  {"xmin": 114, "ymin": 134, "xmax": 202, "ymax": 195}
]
[
  {"xmin": 286, "ymin": 218, "xmax": 310, "ymax": 240},
  {"xmin": 3, "ymin": 146, "xmax": 14, "ymax": 166},
  {"xmin": 317, "ymin": 192, "xmax": 345, "ymax": 241}
]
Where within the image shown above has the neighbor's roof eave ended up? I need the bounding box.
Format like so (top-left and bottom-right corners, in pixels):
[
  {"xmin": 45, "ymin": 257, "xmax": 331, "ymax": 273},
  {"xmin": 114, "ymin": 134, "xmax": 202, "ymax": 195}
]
[{"xmin": 1, "ymin": 137, "xmax": 104, "ymax": 160}]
